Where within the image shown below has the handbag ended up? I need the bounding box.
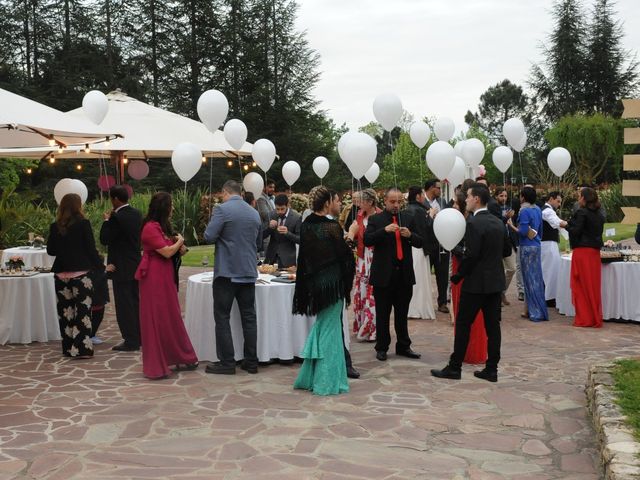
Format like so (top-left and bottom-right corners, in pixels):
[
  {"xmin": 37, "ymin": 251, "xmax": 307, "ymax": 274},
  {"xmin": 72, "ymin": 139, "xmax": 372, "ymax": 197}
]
[{"xmin": 527, "ymin": 227, "xmax": 538, "ymax": 240}]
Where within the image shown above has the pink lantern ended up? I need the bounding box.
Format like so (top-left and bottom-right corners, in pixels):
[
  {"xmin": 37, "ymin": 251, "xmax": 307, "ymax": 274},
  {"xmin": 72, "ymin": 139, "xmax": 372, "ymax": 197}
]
[
  {"xmin": 128, "ymin": 160, "xmax": 149, "ymax": 180},
  {"xmin": 123, "ymin": 184, "xmax": 134, "ymax": 199},
  {"xmin": 97, "ymin": 175, "xmax": 116, "ymax": 192}
]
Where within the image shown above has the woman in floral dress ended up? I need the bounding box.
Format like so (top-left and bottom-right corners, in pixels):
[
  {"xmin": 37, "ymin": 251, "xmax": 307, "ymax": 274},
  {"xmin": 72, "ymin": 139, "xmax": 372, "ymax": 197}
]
[{"xmin": 347, "ymin": 189, "xmax": 381, "ymax": 341}]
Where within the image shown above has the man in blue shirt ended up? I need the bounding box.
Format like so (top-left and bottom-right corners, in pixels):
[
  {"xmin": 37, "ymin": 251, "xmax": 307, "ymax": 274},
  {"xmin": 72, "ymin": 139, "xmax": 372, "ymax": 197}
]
[{"xmin": 204, "ymin": 180, "xmax": 262, "ymax": 375}]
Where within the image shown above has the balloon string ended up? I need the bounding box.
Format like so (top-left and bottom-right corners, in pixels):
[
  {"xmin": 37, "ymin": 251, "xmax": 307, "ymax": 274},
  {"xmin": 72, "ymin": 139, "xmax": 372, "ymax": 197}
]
[
  {"xmin": 208, "ymin": 154, "xmax": 214, "ymax": 219},
  {"xmin": 419, "ymin": 147, "xmax": 423, "ymax": 184},
  {"xmin": 388, "ymin": 131, "xmax": 403, "ymax": 227},
  {"xmin": 518, "ymin": 151, "xmax": 524, "ymax": 184},
  {"xmin": 183, "ymin": 181, "xmax": 187, "ymax": 236},
  {"xmin": 238, "ymin": 155, "xmax": 244, "ymax": 181}
]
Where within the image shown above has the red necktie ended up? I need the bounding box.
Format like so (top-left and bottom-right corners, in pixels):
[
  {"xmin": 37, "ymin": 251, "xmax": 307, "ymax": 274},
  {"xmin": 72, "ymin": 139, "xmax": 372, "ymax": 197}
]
[{"xmin": 393, "ymin": 215, "xmax": 403, "ymax": 261}]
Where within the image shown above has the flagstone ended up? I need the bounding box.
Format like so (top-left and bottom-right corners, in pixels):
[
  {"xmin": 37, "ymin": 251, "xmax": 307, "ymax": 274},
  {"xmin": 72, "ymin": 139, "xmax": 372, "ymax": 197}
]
[
  {"xmin": 560, "ymin": 452, "xmax": 597, "ymax": 473},
  {"xmin": 0, "ymin": 459, "xmax": 27, "ymax": 475},
  {"xmin": 502, "ymin": 413, "xmax": 545, "ymax": 430},
  {"xmin": 549, "ymin": 415, "xmax": 584, "ymax": 435}
]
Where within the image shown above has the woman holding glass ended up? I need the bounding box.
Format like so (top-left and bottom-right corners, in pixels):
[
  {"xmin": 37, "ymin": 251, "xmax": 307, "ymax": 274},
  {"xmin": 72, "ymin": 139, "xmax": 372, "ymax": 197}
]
[{"xmin": 135, "ymin": 192, "xmax": 198, "ymax": 379}]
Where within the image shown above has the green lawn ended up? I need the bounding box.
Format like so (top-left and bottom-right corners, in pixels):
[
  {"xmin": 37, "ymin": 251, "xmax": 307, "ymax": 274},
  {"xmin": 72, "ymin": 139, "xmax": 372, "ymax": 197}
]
[
  {"xmin": 558, "ymin": 222, "xmax": 637, "ymax": 252},
  {"xmin": 181, "ymin": 244, "xmax": 215, "ymax": 267},
  {"xmin": 612, "ymin": 359, "xmax": 640, "ymax": 442}
]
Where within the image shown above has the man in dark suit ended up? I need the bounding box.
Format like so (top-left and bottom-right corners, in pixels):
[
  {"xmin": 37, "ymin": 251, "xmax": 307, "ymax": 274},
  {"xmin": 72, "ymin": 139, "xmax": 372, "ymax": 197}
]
[
  {"xmin": 256, "ymin": 181, "xmax": 276, "ymax": 253},
  {"xmin": 263, "ymin": 194, "xmax": 301, "ymax": 268},
  {"xmin": 100, "ymin": 185, "xmax": 143, "ymax": 351},
  {"xmin": 431, "ymin": 183, "xmax": 511, "ymax": 382},
  {"xmin": 364, "ymin": 187, "xmax": 423, "ymax": 361},
  {"xmin": 423, "ymin": 179, "xmax": 450, "ymax": 313}
]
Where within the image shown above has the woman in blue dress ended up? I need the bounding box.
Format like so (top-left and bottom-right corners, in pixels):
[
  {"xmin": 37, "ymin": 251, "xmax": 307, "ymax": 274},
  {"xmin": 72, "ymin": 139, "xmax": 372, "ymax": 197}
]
[
  {"xmin": 293, "ymin": 186, "xmax": 355, "ymax": 395},
  {"xmin": 509, "ymin": 186, "xmax": 548, "ymax": 322}
]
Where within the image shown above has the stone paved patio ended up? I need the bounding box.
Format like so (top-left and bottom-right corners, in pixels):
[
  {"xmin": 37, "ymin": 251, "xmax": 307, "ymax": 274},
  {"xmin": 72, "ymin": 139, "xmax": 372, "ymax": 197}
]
[{"xmin": 1, "ymin": 266, "xmax": 639, "ymax": 479}]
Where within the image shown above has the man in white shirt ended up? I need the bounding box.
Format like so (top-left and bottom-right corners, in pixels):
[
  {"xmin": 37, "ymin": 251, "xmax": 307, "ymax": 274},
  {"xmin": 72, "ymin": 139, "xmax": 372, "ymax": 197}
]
[{"xmin": 541, "ymin": 192, "xmax": 567, "ymax": 306}]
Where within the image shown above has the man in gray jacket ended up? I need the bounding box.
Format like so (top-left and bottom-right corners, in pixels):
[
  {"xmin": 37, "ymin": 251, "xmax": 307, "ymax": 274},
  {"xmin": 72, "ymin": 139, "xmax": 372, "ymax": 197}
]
[{"xmin": 204, "ymin": 180, "xmax": 262, "ymax": 375}]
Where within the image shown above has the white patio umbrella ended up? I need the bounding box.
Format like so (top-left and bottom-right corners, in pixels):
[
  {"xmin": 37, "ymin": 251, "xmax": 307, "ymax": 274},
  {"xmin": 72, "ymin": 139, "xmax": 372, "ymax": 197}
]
[{"xmin": 0, "ymin": 88, "xmax": 120, "ymax": 148}]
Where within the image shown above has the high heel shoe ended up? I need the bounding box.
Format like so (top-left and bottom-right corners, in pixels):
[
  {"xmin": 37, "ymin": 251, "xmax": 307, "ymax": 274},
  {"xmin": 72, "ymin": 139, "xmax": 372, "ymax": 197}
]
[{"xmin": 175, "ymin": 362, "xmax": 199, "ymax": 371}]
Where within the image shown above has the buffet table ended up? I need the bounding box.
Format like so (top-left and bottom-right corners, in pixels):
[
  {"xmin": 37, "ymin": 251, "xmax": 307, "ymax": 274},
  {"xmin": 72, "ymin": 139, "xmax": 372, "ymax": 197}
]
[
  {"xmin": 556, "ymin": 255, "xmax": 640, "ymax": 323},
  {"xmin": 0, "ymin": 273, "xmax": 60, "ymax": 344},
  {"xmin": 1, "ymin": 247, "xmax": 55, "ymax": 269},
  {"xmin": 184, "ymin": 272, "xmax": 350, "ymax": 362}
]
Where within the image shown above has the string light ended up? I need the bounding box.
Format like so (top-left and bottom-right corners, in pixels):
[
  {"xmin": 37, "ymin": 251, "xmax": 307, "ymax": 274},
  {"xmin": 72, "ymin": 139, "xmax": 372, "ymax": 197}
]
[
  {"xmin": 48, "ymin": 136, "xmax": 55, "ymax": 147},
  {"xmin": 202, "ymin": 156, "xmax": 207, "ymax": 163},
  {"xmin": 243, "ymin": 164, "xmax": 249, "ymax": 171},
  {"xmin": 84, "ymin": 144, "xmax": 90, "ymax": 154},
  {"xmin": 57, "ymin": 146, "xmax": 64, "ymax": 154},
  {"xmin": 227, "ymin": 160, "xmax": 233, "ymax": 167},
  {"xmin": 26, "ymin": 168, "xmax": 32, "ymax": 174},
  {"xmin": 76, "ymin": 164, "xmax": 82, "ymax": 171},
  {"xmin": 252, "ymin": 161, "xmax": 257, "ymax": 167},
  {"xmin": 123, "ymin": 156, "xmax": 129, "ymax": 165}
]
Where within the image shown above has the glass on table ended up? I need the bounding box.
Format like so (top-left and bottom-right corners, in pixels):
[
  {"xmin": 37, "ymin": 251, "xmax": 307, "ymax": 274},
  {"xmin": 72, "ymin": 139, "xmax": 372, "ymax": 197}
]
[{"xmin": 201, "ymin": 255, "xmax": 209, "ymax": 267}]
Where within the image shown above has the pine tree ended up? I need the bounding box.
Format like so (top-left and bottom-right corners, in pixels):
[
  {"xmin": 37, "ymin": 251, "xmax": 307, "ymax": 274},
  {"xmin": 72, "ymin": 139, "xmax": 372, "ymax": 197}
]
[{"xmin": 584, "ymin": 0, "xmax": 639, "ymax": 116}]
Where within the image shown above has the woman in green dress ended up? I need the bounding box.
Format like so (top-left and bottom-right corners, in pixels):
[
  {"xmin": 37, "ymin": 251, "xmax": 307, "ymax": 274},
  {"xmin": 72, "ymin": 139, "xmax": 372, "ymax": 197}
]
[{"xmin": 293, "ymin": 186, "xmax": 355, "ymax": 395}]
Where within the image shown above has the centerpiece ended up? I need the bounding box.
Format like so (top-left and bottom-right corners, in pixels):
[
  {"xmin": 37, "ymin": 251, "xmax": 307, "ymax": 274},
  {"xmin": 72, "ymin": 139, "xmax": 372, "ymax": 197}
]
[{"xmin": 5, "ymin": 255, "xmax": 25, "ymax": 271}]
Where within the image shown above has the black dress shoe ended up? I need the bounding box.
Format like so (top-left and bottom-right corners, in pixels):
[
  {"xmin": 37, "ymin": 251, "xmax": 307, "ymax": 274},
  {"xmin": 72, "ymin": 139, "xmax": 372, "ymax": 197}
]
[
  {"xmin": 430, "ymin": 365, "xmax": 461, "ymax": 380},
  {"xmin": 346, "ymin": 366, "xmax": 360, "ymax": 379},
  {"xmin": 205, "ymin": 363, "xmax": 236, "ymax": 375},
  {"xmin": 112, "ymin": 342, "xmax": 140, "ymax": 352},
  {"xmin": 438, "ymin": 304, "xmax": 450, "ymax": 314},
  {"xmin": 278, "ymin": 359, "xmax": 294, "ymax": 365},
  {"xmin": 474, "ymin": 369, "xmax": 498, "ymax": 382},
  {"xmin": 376, "ymin": 351, "xmax": 387, "ymax": 361},
  {"xmin": 240, "ymin": 362, "xmax": 258, "ymax": 374},
  {"xmin": 396, "ymin": 349, "xmax": 421, "ymax": 359}
]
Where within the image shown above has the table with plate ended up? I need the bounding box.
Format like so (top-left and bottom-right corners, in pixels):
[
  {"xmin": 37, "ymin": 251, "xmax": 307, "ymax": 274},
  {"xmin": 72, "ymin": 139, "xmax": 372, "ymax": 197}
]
[
  {"xmin": 556, "ymin": 255, "xmax": 640, "ymax": 323},
  {"xmin": 0, "ymin": 272, "xmax": 60, "ymax": 344},
  {"xmin": 1, "ymin": 246, "xmax": 55, "ymax": 269},
  {"xmin": 184, "ymin": 272, "xmax": 349, "ymax": 362}
]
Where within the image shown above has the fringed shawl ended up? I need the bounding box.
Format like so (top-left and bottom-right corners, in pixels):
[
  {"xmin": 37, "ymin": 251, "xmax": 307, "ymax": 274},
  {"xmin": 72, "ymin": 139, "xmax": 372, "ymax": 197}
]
[{"xmin": 293, "ymin": 213, "xmax": 355, "ymax": 316}]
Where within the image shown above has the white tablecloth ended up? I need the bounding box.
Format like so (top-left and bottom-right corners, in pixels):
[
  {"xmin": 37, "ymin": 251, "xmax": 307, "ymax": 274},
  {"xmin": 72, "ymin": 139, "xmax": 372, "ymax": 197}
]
[
  {"xmin": 184, "ymin": 272, "xmax": 350, "ymax": 362},
  {"xmin": 408, "ymin": 248, "xmax": 436, "ymax": 319},
  {"xmin": 0, "ymin": 273, "xmax": 60, "ymax": 344},
  {"xmin": 2, "ymin": 247, "xmax": 55, "ymax": 269},
  {"xmin": 556, "ymin": 256, "xmax": 640, "ymax": 322}
]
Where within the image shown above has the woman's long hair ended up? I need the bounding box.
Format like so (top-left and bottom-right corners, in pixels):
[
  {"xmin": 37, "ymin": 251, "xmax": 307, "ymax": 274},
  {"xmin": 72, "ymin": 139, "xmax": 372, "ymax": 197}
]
[
  {"xmin": 56, "ymin": 193, "xmax": 84, "ymax": 235},
  {"xmin": 144, "ymin": 192, "xmax": 174, "ymax": 236},
  {"xmin": 580, "ymin": 187, "xmax": 601, "ymax": 211}
]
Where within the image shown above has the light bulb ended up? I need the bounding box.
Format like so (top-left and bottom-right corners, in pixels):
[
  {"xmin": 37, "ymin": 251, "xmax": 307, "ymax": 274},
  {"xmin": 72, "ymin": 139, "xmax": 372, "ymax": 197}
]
[
  {"xmin": 243, "ymin": 164, "xmax": 249, "ymax": 171},
  {"xmin": 49, "ymin": 155, "xmax": 55, "ymax": 164},
  {"xmin": 123, "ymin": 157, "xmax": 129, "ymax": 165},
  {"xmin": 48, "ymin": 136, "xmax": 55, "ymax": 147},
  {"xmin": 57, "ymin": 146, "xmax": 64, "ymax": 154},
  {"xmin": 202, "ymin": 156, "xmax": 207, "ymax": 163},
  {"xmin": 26, "ymin": 168, "xmax": 32, "ymax": 174},
  {"xmin": 252, "ymin": 162, "xmax": 257, "ymax": 167},
  {"xmin": 84, "ymin": 144, "xmax": 90, "ymax": 154},
  {"xmin": 227, "ymin": 160, "xmax": 233, "ymax": 167},
  {"xmin": 76, "ymin": 164, "xmax": 82, "ymax": 171}
]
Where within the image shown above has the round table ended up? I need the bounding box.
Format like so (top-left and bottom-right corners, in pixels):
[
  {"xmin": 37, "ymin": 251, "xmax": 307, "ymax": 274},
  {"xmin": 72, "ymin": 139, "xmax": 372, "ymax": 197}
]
[
  {"xmin": 0, "ymin": 273, "xmax": 60, "ymax": 344},
  {"xmin": 184, "ymin": 272, "xmax": 349, "ymax": 362},
  {"xmin": 1, "ymin": 246, "xmax": 55, "ymax": 269},
  {"xmin": 556, "ymin": 255, "xmax": 640, "ymax": 323}
]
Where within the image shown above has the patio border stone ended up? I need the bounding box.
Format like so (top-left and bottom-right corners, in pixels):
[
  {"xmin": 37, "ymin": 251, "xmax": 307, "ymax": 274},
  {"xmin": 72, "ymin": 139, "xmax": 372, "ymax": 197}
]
[{"xmin": 587, "ymin": 363, "xmax": 640, "ymax": 480}]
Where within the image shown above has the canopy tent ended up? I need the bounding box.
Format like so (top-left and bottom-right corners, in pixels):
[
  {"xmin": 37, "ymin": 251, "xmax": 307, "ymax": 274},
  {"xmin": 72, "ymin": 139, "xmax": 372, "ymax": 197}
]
[
  {"xmin": 0, "ymin": 90, "xmax": 251, "ymax": 159},
  {"xmin": 0, "ymin": 88, "xmax": 121, "ymax": 148}
]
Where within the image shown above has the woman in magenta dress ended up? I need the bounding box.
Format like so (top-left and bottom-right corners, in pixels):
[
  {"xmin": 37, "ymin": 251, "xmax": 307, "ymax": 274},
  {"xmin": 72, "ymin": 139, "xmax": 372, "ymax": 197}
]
[
  {"xmin": 451, "ymin": 189, "xmax": 487, "ymax": 364},
  {"xmin": 135, "ymin": 192, "xmax": 198, "ymax": 379}
]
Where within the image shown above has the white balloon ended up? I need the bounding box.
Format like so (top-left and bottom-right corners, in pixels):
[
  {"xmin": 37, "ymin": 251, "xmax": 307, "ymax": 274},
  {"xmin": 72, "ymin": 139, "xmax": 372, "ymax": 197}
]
[
  {"xmin": 492, "ymin": 146, "xmax": 514, "ymax": 173},
  {"xmin": 252, "ymin": 139, "xmax": 276, "ymax": 172},
  {"xmin": 454, "ymin": 140, "xmax": 466, "ymax": 157},
  {"xmin": 409, "ymin": 122, "xmax": 431, "ymax": 149},
  {"xmin": 434, "ymin": 117, "xmax": 455, "ymax": 141},
  {"xmin": 82, "ymin": 90, "xmax": 109, "ymax": 125},
  {"xmin": 282, "ymin": 160, "xmax": 301, "ymax": 186},
  {"xmin": 127, "ymin": 160, "xmax": 149, "ymax": 180},
  {"xmin": 365, "ymin": 163, "xmax": 380, "ymax": 183},
  {"xmin": 373, "ymin": 93, "xmax": 403, "ymax": 131},
  {"xmin": 70, "ymin": 179, "xmax": 88, "ymax": 204},
  {"xmin": 547, "ymin": 147, "xmax": 571, "ymax": 177},
  {"xmin": 462, "ymin": 138, "xmax": 486, "ymax": 168},
  {"xmin": 426, "ymin": 141, "xmax": 456, "ymax": 180},
  {"xmin": 312, "ymin": 156, "xmax": 330, "ymax": 179},
  {"xmin": 243, "ymin": 172, "xmax": 264, "ymax": 198},
  {"xmin": 53, "ymin": 178, "xmax": 73, "ymax": 204},
  {"xmin": 339, "ymin": 132, "xmax": 377, "ymax": 179},
  {"xmin": 503, "ymin": 118, "xmax": 525, "ymax": 146},
  {"xmin": 223, "ymin": 119, "xmax": 248, "ymax": 151},
  {"xmin": 446, "ymin": 157, "xmax": 466, "ymax": 188},
  {"xmin": 197, "ymin": 89, "xmax": 229, "ymax": 133},
  {"xmin": 171, "ymin": 142, "xmax": 202, "ymax": 182},
  {"xmin": 511, "ymin": 132, "xmax": 527, "ymax": 152},
  {"xmin": 433, "ymin": 208, "xmax": 467, "ymax": 251},
  {"xmin": 337, "ymin": 131, "xmax": 358, "ymax": 160}
]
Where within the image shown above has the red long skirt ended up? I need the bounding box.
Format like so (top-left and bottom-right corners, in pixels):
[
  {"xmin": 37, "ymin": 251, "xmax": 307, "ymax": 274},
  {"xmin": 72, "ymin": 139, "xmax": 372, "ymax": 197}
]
[
  {"xmin": 452, "ymin": 257, "xmax": 488, "ymax": 364},
  {"xmin": 570, "ymin": 247, "xmax": 603, "ymax": 328}
]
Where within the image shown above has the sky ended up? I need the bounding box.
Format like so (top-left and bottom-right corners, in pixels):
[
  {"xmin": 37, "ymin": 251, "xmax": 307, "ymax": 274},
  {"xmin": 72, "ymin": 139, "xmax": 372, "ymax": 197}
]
[{"xmin": 295, "ymin": 0, "xmax": 640, "ymax": 134}]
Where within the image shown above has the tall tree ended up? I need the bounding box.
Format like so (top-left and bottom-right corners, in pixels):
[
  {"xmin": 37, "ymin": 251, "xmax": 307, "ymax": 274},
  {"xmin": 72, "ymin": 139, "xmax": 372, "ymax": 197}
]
[
  {"xmin": 529, "ymin": 0, "xmax": 587, "ymax": 121},
  {"xmin": 584, "ymin": 0, "xmax": 639, "ymax": 116}
]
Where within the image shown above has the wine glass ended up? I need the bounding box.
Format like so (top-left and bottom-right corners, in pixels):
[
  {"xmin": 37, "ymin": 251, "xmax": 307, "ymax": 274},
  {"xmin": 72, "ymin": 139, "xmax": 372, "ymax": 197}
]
[
  {"xmin": 28, "ymin": 232, "xmax": 34, "ymax": 248},
  {"xmin": 201, "ymin": 255, "xmax": 209, "ymax": 268},
  {"xmin": 257, "ymin": 253, "xmax": 265, "ymax": 265}
]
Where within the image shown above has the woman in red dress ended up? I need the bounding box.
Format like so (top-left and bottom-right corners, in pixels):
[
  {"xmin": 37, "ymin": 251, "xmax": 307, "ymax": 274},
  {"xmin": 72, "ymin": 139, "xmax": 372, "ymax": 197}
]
[
  {"xmin": 450, "ymin": 189, "xmax": 487, "ymax": 364},
  {"xmin": 566, "ymin": 187, "xmax": 604, "ymax": 328},
  {"xmin": 135, "ymin": 192, "xmax": 198, "ymax": 379}
]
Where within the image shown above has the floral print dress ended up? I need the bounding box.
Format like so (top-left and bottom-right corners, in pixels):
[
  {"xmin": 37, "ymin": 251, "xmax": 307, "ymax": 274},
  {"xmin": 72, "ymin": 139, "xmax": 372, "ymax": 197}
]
[{"xmin": 353, "ymin": 217, "xmax": 376, "ymax": 341}]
